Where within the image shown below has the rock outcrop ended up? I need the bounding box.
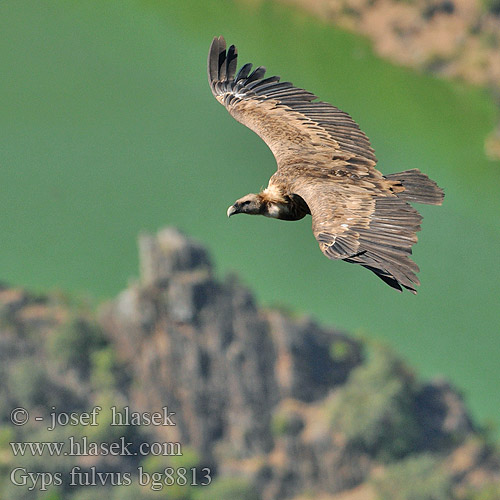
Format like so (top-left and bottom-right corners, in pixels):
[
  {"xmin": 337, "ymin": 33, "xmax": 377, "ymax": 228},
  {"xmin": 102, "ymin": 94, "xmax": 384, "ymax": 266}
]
[
  {"xmin": 99, "ymin": 228, "xmax": 499, "ymax": 499},
  {"xmin": 101, "ymin": 228, "xmax": 362, "ymax": 467},
  {"xmin": 1, "ymin": 227, "xmax": 499, "ymax": 500}
]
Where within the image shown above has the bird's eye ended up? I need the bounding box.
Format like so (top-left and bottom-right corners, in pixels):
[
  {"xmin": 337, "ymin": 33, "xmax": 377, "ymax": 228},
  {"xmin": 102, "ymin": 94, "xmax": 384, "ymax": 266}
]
[{"xmin": 242, "ymin": 200, "xmax": 251, "ymax": 206}]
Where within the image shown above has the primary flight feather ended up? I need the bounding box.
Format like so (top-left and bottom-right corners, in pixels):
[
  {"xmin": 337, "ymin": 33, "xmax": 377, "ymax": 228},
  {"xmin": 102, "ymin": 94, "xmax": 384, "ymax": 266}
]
[{"xmin": 208, "ymin": 36, "xmax": 444, "ymax": 294}]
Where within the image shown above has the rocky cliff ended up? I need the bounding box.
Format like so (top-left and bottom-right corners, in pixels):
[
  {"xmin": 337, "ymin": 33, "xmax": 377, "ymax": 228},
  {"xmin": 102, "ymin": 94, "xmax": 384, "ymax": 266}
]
[
  {"xmin": 101, "ymin": 228, "xmax": 500, "ymax": 499},
  {"xmin": 1, "ymin": 227, "xmax": 499, "ymax": 500}
]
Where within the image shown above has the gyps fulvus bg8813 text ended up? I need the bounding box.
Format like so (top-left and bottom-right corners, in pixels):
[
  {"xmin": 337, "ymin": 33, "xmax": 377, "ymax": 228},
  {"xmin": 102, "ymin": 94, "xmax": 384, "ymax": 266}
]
[{"xmin": 208, "ymin": 36, "xmax": 444, "ymax": 293}]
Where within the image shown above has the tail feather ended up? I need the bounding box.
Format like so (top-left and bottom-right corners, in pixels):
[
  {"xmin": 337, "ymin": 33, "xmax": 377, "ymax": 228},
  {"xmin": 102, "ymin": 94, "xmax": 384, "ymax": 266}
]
[{"xmin": 386, "ymin": 169, "xmax": 444, "ymax": 206}]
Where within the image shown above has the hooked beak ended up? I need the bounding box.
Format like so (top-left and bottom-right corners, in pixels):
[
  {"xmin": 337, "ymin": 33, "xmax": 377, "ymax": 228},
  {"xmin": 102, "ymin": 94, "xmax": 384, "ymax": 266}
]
[{"xmin": 227, "ymin": 205, "xmax": 237, "ymax": 218}]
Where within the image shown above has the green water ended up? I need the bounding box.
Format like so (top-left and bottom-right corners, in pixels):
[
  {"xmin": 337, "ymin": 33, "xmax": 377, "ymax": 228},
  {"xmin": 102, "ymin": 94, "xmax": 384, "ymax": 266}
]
[{"xmin": 1, "ymin": 0, "xmax": 499, "ymax": 431}]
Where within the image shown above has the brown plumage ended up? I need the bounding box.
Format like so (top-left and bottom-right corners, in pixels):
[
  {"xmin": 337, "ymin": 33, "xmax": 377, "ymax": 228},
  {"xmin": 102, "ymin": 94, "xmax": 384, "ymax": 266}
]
[{"xmin": 208, "ymin": 36, "xmax": 444, "ymax": 293}]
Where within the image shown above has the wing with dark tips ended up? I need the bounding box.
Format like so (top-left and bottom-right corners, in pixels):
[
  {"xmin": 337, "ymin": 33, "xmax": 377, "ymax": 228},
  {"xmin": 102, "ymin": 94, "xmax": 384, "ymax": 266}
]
[{"xmin": 207, "ymin": 35, "xmax": 377, "ymax": 175}]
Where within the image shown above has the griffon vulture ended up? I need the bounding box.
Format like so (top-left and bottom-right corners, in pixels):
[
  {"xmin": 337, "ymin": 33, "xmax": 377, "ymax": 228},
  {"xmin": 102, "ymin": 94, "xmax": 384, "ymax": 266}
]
[{"xmin": 208, "ymin": 36, "xmax": 444, "ymax": 293}]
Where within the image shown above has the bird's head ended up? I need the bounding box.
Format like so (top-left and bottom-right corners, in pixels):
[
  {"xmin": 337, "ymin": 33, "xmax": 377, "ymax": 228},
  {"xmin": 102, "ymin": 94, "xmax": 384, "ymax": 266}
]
[{"xmin": 227, "ymin": 193, "xmax": 265, "ymax": 217}]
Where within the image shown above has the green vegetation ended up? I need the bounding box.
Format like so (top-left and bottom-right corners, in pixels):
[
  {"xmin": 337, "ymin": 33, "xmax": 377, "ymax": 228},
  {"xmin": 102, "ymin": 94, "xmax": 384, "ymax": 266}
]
[
  {"xmin": 463, "ymin": 483, "xmax": 500, "ymax": 500},
  {"xmin": 482, "ymin": 0, "xmax": 500, "ymax": 15},
  {"xmin": 271, "ymin": 412, "xmax": 292, "ymax": 437},
  {"xmin": 372, "ymin": 453, "xmax": 453, "ymax": 500},
  {"xmin": 8, "ymin": 359, "xmax": 51, "ymax": 409},
  {"xmin": 192, "ymin": 477, "xmax": 260, "ymax": 500},
  {"xmin": 329, "ymin": 343, "xmax": 420, "ymax": 461},
  {"xmin": 47, "ymin": 317, "xmax": 107, "ymax": 379},
  {"xmin": 329, "ymin": 338, "xmax": 355, "ymax": 363},
  {"xmin": 271, "ymin": 409, "xmax": 304, "ymax": 437}
]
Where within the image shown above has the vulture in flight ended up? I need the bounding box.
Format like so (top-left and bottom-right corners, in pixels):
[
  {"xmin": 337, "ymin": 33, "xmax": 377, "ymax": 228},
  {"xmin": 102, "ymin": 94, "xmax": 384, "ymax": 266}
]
[{"xmin": 208, "ymin": 36, "xmax": 444, "ymax": 293}]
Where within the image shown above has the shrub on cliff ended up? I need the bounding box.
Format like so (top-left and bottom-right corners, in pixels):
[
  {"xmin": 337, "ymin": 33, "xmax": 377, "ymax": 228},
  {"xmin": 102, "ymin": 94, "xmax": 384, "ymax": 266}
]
[
  {"xmin": 464, "ymin": 483, "xmax": 500, "ymax": 500},
  {"xmin": 329, "ymin": 343, "xmax": 420, "ymax": 461},
  {"xmin": 372, "ymin": 453, "xmax": 453, "ymax": 500},
  {"xmin": 482, "ymin": 0, "xmax": 500, "ymax": 16},
  {"xmin": 192, "ymin": 477, "xmax": 260, "ymax": 500},
  {"xmin": 47, "ymin": 317, "xmax": 107, "ymax": 379}
]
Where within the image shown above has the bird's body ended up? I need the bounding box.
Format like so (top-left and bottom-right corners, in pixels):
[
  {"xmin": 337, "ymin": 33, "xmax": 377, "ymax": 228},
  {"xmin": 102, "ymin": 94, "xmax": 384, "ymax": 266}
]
[{"xmin": 208, "ymin": 36, "xmax": 444, "ymax": 293}]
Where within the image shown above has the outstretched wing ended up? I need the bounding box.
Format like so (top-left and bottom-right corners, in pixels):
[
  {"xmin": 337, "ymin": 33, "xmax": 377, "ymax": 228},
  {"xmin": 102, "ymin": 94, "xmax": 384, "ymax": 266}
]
[
  {"xmin": 288, "ymin": 173, "xmax": 423, "ymax": 293},
  {"xmin": 207, "ymin": 36, "xmax": 377, "ymax": 175}
]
